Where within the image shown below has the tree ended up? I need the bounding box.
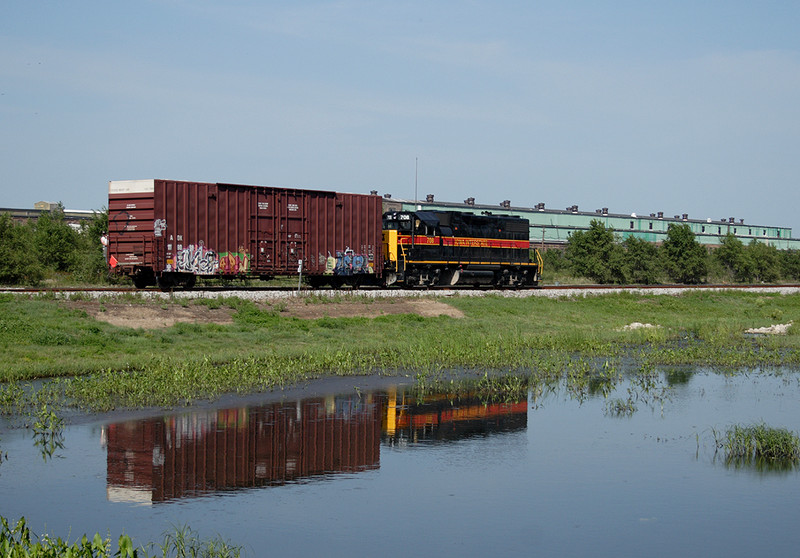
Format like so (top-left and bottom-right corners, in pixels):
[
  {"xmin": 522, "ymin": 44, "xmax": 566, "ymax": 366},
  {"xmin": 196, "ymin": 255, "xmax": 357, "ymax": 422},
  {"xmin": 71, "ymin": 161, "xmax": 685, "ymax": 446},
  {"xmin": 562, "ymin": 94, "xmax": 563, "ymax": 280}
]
[
  {"xmin": 541, "ymin": 248, "xmax": 568, "ymax": 272},
  {"xmin": 0, "ymin": 213, "xmax": 44, "ymax": 284},
  {"xmin": 622, "ymin": 236, "xmax": 661, "ymax": 284},
  {"xmin": 745, "ymin": 240, "xmax": 781, "ymax": 283},
  {"xmin": 713, "ymin": 233, "xmax": 754, "ymax": 282},
  {"xmin": 565, "ymin": 220, "xmax": 626, "ymax": 283},
  {"xmin": 781, "ymin": 250, "xmax": 800, "ymax": 281},
  {"xmin": 72, "ymin": 209, "xmax": 110, "ymax": 283},
  {"xmin": 661, "ymin": 224, "xmax": 707, "ymax": 284},
  {"xmin": 32, "ymin": 203, "xmax": 80, "ymax": 273}
]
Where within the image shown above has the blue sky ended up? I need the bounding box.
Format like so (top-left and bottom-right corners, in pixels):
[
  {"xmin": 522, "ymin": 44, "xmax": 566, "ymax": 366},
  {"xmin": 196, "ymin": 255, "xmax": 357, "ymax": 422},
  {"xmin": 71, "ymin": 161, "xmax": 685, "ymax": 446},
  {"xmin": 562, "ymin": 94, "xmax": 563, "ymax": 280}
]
[{"xmin": 2, "ymin": 1, "xmax": 799, "ymax": 231}]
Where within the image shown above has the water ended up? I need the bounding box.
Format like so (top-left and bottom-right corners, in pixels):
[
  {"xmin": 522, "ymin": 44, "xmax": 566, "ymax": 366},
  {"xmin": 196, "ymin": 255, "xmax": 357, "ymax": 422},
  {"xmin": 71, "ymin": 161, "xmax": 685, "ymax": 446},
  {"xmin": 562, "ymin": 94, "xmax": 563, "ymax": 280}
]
[{"xmin": 1, "ymin": 370, "xmax": 800, "ymax": 557}]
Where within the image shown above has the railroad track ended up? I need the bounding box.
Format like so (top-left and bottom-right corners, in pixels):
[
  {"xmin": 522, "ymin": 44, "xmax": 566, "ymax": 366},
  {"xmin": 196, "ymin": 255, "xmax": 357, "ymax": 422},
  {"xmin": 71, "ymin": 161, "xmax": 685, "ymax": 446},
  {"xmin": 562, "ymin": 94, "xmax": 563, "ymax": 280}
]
[{"xmin": 2, "ymin": 283, "xmax": 800, "ymax": 298}]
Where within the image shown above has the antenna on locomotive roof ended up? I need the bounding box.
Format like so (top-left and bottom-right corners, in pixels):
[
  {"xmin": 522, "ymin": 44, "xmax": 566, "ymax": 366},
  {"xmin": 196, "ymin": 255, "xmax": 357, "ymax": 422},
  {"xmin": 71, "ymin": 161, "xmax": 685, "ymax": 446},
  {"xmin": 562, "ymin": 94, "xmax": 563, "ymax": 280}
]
[{"xmin": 415, "ymin": 157, "xmax": 421, "ymax": 210}]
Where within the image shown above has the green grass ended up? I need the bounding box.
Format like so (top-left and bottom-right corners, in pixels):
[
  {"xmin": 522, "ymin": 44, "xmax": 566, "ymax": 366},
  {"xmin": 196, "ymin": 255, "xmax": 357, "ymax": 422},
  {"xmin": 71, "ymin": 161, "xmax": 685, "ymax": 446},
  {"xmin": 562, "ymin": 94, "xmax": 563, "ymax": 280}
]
[
  {"xmin": 0, "ymin": 516, "xmax": 241, "ymax": 557},
  {"xmin": 0, "ymin": 291, "xmax": 799, "ymax": 412},
  {"xmin": 714, "ymin": 423, "xmax": 800, "ymax": 469}
]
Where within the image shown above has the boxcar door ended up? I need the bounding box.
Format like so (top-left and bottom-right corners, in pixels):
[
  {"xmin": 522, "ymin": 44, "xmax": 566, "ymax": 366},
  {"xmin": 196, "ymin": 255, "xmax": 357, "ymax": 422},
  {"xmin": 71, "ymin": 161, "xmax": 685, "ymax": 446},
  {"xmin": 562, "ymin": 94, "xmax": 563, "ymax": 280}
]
[
  {"xmin": 252, "ymin": 187, "xmax": 276, "ymax": 274},
  {"xmin": 276, "ymin": 190, "xmax": 305, "ymax": 273}
]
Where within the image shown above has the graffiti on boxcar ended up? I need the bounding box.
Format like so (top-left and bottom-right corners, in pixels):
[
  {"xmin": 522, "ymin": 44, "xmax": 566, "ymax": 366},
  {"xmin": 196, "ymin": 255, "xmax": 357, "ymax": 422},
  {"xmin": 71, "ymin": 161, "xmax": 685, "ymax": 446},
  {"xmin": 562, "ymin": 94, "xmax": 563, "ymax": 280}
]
[
  {"xmin": 218, "ymin": 248, "xmax": 251, "ymax": 274},
  {"xmin": 332, "ymin": 247, "xmax": 373, "ymax": 276},
  {"xmin": 173, "ymin": 241, "xmax": 219, "ymax": 275},
  {"xmin": 153, "ymin": 219, "xmax": 167, "ymax": 238},
  {"xmin": 110, "ymin": 211, "xmax": 136, "ymax": 234}
]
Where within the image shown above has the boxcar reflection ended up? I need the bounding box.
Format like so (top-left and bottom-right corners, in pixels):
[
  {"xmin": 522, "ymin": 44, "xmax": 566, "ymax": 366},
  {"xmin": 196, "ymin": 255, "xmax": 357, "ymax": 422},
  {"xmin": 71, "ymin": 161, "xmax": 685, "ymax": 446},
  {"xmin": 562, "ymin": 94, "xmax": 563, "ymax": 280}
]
[
  {"xmin": 104, "ymin": 388, "xmax": 528, "ymax": 503},
  {"xmin": 104, "ymin": 394, "xmax": 382, "ymax": 503}
]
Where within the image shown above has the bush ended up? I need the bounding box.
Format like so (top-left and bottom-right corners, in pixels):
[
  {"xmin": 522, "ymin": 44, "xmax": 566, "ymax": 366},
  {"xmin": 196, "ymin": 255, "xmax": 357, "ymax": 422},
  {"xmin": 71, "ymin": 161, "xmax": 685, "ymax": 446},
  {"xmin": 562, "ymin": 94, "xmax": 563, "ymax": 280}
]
[
  {"xmin": 565, "ymin": 220, "xmax": 626, "ymax": 284},
  {"xmin": 713, "ymin": 233, "xmax": 753, "ymax": 282},
  {"xmin": 33, "ymin": 203, "xmax": 80, "ymax": 273},
  {"xmin": 746, "ymin": 240, "xmax": 781, "ymax": 283},
  {"xmin": 661, "ymin": 224, "xmax": 708, "ymax": 284},
  {"xmin": 0, "ymin": 214, "xmax": 44, "ymax": 285},
  {"xmin": 622, "ymin": 236, "xmax": 661, "ymax": 284},
  {"xmin": 0, "ymin": 207, "xmax": 109, "ymax": 286}
]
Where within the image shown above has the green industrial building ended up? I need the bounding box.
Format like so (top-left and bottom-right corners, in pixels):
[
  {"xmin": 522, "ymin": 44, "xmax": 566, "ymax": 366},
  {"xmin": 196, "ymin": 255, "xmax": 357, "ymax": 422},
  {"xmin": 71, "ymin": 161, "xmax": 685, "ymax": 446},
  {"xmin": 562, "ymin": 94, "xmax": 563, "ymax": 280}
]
[{"xmin": 382, "ymin": 195, "xmax": 798, "ymax": 250}]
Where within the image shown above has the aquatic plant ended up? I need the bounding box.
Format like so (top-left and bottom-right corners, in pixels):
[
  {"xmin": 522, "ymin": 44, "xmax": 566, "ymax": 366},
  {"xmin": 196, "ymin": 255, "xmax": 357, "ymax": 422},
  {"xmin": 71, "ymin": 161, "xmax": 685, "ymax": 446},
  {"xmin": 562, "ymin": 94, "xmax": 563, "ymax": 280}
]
[
  {"xmin": 155, "ymin": 524, "xmax": 241, "ymax": 558},
  {"xmin": 714, "ymin": 423, "xmax": 800, "ymax": 469},
  {"xmin": 0, "ymin": 516, "xmax": 242, "ymax": 558},
  {"xmin": 605, "ymin": 397, "xmax": 637, "ymax": 417},
  {"xmin": 31, "ymin": 403, "xmax": 64, "ymax": 461}
]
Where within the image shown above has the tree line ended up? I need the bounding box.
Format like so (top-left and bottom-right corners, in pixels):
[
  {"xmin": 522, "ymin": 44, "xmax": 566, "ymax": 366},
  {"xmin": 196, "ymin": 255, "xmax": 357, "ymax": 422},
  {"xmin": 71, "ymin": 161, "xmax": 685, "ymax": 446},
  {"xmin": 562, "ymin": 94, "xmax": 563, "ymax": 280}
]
[
  {"xmin": 542, "ymin": 219, "xmax": 800, "ymax": 284},
  {"xmin": 2, "ymin": 209, "xmax": 799, "ymax": 286},
  {"xmin": 0, "ymin": 205, "xmax": 109, "ymax": 285}
]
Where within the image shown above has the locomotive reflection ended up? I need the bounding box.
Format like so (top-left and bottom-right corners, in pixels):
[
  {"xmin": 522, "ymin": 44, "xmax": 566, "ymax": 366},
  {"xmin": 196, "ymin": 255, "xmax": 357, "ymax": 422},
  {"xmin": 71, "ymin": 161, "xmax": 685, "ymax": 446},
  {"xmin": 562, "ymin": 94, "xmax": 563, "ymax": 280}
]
[{"xmin": 104, "ymin": 388, "xmax": 527, "ymax": 503}]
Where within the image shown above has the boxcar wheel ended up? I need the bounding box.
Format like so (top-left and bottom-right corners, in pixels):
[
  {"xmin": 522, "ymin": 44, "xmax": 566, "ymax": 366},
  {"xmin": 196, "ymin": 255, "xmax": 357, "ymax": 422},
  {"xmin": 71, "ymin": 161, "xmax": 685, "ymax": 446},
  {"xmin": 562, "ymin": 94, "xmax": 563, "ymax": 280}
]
[{"xmin": 157, "ymin": 274, "xmax": 174, "ymax": 292}]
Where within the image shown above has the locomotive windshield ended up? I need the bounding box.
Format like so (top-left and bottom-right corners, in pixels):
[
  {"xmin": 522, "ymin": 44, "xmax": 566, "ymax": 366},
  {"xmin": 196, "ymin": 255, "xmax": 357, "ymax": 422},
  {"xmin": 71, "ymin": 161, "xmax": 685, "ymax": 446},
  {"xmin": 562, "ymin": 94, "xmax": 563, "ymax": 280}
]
[{"xmin": 383, "ymin": 212, "xmax": 413, "ymax": 232}]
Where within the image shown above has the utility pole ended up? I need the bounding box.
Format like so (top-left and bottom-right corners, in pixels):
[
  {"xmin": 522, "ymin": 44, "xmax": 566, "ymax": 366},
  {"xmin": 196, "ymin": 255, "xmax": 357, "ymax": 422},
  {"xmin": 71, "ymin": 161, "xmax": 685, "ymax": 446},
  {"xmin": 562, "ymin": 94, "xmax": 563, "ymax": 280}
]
[{"xmin": 414, "ymin": 156, "xmax": 418, "ymax": 208}]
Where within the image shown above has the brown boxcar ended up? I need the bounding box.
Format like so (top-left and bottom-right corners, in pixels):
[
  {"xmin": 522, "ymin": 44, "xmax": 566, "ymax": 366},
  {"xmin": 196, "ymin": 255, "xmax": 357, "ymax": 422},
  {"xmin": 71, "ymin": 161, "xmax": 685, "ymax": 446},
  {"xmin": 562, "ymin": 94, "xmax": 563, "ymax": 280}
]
[{"xmin": 108, "ymin": 179, "xmax": 383, "ymax": 288}]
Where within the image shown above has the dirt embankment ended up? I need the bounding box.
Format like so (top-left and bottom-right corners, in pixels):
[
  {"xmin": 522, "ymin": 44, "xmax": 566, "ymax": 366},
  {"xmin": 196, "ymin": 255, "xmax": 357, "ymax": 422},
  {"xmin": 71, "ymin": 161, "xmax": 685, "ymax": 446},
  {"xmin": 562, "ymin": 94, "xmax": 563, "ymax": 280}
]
[{"xmin": 69, "ymin": 298, "xmax": 464, "ymax": 329}]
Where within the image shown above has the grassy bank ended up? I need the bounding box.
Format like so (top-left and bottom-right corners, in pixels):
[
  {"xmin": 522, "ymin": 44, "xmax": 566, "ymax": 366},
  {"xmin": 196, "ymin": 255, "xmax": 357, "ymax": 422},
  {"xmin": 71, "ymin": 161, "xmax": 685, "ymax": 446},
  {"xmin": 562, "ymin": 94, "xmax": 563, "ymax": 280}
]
[{"xmin": 0, "ymin": 291, "xmax": 799, "ymax": 412}]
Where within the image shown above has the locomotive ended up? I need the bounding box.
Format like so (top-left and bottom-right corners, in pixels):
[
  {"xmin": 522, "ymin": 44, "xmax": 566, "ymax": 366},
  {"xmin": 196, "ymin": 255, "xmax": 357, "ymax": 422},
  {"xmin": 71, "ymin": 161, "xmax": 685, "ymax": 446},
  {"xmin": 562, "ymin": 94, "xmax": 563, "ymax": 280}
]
[
  {"xmin": 107, "ymin": 179, "xmax": 541, "ymax": 289},
  {"xmin": 382, "ymin": 210, "xmax": 540, "ymax": 287}
]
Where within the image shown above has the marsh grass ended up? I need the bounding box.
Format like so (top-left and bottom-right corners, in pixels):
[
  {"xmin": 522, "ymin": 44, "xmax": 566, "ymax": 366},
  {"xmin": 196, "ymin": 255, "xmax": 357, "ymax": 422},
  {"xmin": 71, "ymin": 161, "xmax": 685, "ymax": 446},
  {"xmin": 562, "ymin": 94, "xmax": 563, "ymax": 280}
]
[
  {"xmin": 605, "ymin": 397, "xmax": 637, "ymax": 417},
  {"xmin": 0, "ymin": 516, "xmax": 241, "ymax": 558},
  {"xmin": 1, "ymin": 291, "xmax": 799, "ymax": 412},
  {"xmin": 714, "ymin": 423, "xmax": 800, "ymax": 470}
]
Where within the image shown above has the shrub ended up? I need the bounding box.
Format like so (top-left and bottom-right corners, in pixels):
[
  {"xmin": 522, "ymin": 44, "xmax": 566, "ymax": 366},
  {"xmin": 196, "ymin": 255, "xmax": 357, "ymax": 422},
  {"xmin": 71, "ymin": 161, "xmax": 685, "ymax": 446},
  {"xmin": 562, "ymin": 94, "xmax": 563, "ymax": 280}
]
[{"xmin": 661, "ymin": 224, "xmax": 708, "ymax": 284}]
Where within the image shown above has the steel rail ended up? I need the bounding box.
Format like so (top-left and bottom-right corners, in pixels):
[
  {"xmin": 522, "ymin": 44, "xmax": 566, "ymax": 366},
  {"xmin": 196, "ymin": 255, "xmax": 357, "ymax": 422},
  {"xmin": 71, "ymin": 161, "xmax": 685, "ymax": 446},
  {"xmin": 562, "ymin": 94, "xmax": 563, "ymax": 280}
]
[{"xmin": 2, "ymin": 283, "xmax": 800, "ymax": 295}]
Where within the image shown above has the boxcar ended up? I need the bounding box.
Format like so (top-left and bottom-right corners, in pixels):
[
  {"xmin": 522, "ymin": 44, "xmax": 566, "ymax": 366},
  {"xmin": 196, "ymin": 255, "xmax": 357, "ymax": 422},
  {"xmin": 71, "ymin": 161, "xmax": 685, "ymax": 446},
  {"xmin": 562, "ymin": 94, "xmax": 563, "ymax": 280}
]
[{"xmin": 108, "ymin": 179, "xmax": 383, "ymax": 289}]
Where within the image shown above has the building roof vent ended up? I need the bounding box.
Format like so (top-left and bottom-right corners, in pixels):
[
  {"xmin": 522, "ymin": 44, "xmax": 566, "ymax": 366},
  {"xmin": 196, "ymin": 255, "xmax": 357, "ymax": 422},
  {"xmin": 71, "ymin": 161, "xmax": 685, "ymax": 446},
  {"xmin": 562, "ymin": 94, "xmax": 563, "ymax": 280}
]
[
  {"xmin": 370, "ymin": 190, "xmax": 378, "ymax": 196},
  {"xmin": 383, "ymin": 193, "xmax": 392, "ymax": 198}
]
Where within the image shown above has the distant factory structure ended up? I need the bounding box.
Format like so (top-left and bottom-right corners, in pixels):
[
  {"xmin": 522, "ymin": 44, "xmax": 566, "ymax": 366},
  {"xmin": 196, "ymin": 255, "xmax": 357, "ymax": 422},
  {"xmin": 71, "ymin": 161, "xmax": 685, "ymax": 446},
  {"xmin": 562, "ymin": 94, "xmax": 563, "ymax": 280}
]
[
  {"xmin": 380, "ymin": 193, "xmax": 799, "ymax": 251},
  {"xmin": 1, "ymin": 202, "xmax": 97, "ymax": 228},
  {"xmin": 5, "ymin": 195, "xmax": 797, "ymax": 251}
]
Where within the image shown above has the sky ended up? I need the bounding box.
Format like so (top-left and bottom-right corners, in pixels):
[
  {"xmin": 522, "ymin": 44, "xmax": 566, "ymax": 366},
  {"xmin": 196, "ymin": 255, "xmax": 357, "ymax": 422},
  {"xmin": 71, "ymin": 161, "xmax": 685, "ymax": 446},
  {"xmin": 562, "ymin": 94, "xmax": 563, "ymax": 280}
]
[{"xmin": 2, "ymin": 1, "xmax": 800, "ymax": 231}]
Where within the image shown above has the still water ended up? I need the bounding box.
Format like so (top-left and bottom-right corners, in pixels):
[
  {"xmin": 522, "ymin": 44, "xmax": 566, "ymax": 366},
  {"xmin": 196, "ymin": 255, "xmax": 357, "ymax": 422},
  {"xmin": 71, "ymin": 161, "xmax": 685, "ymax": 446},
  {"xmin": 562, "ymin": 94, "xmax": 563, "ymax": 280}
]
[{"xmin": 1, "ymin": 370, "xmax": 800, "ymax": 557}]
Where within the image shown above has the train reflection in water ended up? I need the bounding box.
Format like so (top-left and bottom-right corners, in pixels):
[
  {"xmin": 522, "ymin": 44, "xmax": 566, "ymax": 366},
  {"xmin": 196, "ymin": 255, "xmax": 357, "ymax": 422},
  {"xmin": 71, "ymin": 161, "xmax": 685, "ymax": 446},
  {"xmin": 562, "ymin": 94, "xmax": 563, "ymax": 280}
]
[{"xmin": 103, "ymin": 388, "xmax": 527, "ymax": 504}]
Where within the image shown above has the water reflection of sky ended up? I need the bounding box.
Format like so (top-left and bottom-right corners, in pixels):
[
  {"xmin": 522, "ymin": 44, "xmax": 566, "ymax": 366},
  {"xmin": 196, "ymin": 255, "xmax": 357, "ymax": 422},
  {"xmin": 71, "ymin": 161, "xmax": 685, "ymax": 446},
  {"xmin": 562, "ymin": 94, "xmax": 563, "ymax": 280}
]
[{"xmin": 1, "ymin": 371, "xmax": 800, "ymax": 557}]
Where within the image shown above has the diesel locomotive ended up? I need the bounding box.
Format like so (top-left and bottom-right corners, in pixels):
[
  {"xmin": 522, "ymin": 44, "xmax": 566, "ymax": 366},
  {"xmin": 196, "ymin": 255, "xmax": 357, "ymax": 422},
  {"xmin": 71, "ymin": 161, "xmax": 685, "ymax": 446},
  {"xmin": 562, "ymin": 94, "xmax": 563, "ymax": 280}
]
[
  {"xmin": 382, "ymin": 210, "xmax": 541, "ymax": 287},
  {"xmin": 107, "ymin": 179, "xmax": 541, "ymax": 289}
]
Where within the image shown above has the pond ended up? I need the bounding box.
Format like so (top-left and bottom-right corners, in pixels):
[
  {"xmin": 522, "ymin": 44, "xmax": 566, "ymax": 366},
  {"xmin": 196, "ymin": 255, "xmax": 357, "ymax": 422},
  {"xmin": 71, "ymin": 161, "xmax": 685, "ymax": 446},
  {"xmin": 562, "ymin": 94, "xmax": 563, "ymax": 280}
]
[{"xmin": 1, "ymin": 369, "xmax": 799, "ymax": 557}]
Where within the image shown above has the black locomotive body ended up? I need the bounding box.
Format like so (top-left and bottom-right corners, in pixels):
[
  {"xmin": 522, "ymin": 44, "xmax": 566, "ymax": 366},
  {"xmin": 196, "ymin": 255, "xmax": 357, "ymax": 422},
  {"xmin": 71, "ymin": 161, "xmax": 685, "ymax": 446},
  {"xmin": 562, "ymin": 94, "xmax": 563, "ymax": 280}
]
[{"xmin": 382, "ymin": 210, "xmax": 541, "ymax": 287}]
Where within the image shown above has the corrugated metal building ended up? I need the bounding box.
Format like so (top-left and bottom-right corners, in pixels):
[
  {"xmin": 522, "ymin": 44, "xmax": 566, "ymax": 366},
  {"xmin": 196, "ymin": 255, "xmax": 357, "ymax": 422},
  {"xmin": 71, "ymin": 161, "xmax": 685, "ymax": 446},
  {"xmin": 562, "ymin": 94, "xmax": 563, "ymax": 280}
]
[{"xmin": 383, "ymin": 195, "xmax": 798, "ymax": 250}]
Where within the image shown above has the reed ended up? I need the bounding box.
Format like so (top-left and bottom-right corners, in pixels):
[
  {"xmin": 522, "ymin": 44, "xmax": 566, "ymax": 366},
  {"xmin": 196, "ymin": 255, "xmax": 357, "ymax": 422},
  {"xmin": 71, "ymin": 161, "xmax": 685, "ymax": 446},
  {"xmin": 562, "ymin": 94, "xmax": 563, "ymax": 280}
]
[
  {"xmin": 0, "ymin": 516, "xmax": 241, "ymax": 558},
  {"xmin": 715, "ymin": 423, "xmax": 800, "ymax": 468}
]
